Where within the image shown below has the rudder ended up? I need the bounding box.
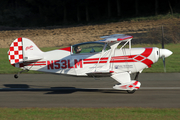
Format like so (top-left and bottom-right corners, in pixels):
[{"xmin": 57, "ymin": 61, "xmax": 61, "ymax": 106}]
[
  {"xmin": 8, "ymin": 38, "xmax": 23, "ymax": 68},
  {"xmin": 8, "ymin": 37, "xmax": 44, "ymax": 68}
]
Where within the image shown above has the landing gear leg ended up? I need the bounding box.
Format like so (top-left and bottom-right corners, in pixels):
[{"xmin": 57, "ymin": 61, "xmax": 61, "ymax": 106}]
[
  {"xmin": 14, "ymin": 69, "xmax": 29, "ymax": 79},
  {"xmin": 134, "ymin": 72, "xmax": 140, "ymax": 80}
]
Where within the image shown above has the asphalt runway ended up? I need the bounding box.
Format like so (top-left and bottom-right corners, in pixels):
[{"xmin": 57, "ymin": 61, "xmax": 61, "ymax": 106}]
[{"xmin": 0, "ymin": 73, "xmax": 180, "ymax": 108}]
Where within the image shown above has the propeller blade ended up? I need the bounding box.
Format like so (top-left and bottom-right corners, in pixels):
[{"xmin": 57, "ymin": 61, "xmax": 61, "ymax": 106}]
[
  {"xmin": 161, "ymin": 25, "xmax": 166, "ymax": 72},
  {"xmin": 161, "ymin": 26, "xmax": 165, "ymax": 49},
  {"xmin": 162, "ymin": 56, "xmax": 166, "ymax": 72}
]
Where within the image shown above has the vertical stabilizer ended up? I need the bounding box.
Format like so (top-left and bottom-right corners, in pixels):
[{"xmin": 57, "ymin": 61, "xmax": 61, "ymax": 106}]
[
  {"xmin": 22, "ymin": 37, "xmax": 43, "ymax": 61},
  {"xmin": 8, "ymin": 37, "xmax": 44, "ymax": 68}
]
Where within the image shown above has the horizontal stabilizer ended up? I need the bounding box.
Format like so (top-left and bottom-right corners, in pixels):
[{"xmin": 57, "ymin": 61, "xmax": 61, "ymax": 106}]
[{"xmin": 24, "ymin": 55, "xmax": 43, "ymax": 62}]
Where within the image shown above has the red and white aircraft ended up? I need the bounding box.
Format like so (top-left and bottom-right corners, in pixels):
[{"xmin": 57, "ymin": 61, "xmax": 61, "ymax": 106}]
[{"xmin": 8, "ymin": 34, "xmax": 172, "ymax": 93}]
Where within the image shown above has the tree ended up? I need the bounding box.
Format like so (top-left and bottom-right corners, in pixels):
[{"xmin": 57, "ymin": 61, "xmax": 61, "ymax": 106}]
[
  {"xmin": 155, "ymin": 0, "xmax": 158, "ymax": 15},
  {"xmin": 107, "ymin": 0, "xmax": 111, "ymax": 18},
  {"xmin": 116, "ymin": 0, "xmax": 121, "ymax": 17},
  {"xmin": 85, "ymin": 0, "xmax": 89, "ymax": 22},
  {"xmin": 168, "ymin": 0, "xmax": 173, "ymax": 15},
  {"xmin": 135, "ymin": 0, "xmax": 138, "ymax": 16}
]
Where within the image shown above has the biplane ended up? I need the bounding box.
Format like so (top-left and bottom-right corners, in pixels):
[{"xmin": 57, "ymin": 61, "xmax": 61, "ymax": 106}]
[{"xmin": 8, "ymin": 34, "xmax": 172, "ymax": 93}]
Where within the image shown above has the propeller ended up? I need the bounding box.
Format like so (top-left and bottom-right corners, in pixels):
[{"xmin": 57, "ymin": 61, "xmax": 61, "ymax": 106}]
[
  {"xmin": 160, "ymin": 26, "xmax": 173, "ymax": 72},
  {"xmin": 161, "ymin": 26, "xmax": 166, "ymax": 72},
  {"xmin": 162, "ymin": 53, "xmax": 166, "ymax": 72}
]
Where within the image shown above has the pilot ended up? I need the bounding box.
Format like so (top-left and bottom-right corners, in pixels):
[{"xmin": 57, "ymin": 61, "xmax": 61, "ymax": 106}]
[{"xmin": 74, "ymin": 46, "xmax": 81, "ymax": 54}]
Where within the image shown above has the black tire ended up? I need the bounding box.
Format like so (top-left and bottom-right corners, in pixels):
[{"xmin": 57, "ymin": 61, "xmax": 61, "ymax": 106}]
[
  {"xmin": 127, "ymin": 90, "xmax": 136, "ymax": 94},
  {"xmin": 14, "ymin": 74, "xmax": 18, "ymax": 79}
]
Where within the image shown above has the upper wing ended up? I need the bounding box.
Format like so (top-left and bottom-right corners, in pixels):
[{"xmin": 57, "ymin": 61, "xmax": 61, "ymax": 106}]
[{"xmin": 98, "ymin": 34, "xmax": 133, "ymax": 43}]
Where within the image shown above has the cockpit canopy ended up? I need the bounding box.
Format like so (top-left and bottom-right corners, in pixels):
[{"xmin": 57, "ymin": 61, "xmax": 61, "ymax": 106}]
[{"xmin": 72, "ymin": 42, "xmax": 110, "ymax": 54}]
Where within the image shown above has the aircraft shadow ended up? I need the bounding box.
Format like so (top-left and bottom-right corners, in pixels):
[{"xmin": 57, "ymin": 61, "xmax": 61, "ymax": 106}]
[
  {"xmin": 45, "ymin": 87, "xmax": 127, "ymax": 94},
  {"xmin": 1, "ymin": 84, "xmax": 127, "ymax": 94},
  {"xmin": 4, "ymin": 84, "xmax": 29, "ymax": 88}
]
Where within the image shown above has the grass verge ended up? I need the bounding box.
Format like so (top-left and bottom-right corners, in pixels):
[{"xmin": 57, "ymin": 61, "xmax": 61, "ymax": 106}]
[
  {"xmin": 0, "ymin": 108, "xmax": 179, "ymax": 120},
  {"xmin": 0, "ymin": 44, "xmax": 179, "ymax": 74}
]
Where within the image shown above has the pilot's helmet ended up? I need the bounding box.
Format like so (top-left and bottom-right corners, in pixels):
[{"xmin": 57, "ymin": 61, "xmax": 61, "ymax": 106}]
[{"xmin": 74, "ymin": 46, "xmax": 81, "ymax": 53}]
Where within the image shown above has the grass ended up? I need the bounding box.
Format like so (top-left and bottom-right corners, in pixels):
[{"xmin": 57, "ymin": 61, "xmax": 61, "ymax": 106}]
[
  {"xmin": 0, "ymin": 43, "xmax": 179, "ymax": 74},
  {"xmin": 129, "ymin": 13, "xmax": 180, "ymax": 22},
  {"xmin": 0, "ymin": 108, "xmax": 179, "ymax": 120}
]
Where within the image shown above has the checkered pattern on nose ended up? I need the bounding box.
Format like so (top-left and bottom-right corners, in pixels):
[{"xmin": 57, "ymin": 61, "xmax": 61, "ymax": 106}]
[{"xmin": 8, "ymin": 38, "xmax": 23, "ymax": 67}]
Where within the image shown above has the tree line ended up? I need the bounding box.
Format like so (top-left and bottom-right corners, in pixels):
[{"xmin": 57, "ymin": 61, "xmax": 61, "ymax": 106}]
[{"xmin": 0, "ymin": 0, "xmax": 179, "ymax": 27}]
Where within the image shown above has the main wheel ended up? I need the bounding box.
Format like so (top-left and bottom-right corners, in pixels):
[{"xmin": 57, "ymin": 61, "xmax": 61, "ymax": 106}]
[{"xmin": 127, "ymin": 90, "xmax": 136, "ymax": 94}]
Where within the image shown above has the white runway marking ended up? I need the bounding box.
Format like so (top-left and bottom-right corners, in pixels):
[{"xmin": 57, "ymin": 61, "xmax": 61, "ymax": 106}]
[
  {"xmin": 0, "ymin": 87, "xmax": 180, "ymax": 91},
  {"xmin": 140, "ymin": 87, "xmax": 180, "ymax": 89}
]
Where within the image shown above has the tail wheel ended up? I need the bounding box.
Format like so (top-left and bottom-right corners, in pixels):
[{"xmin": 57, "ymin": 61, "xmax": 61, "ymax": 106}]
[
  {"xmin": 14, "ymin": 74, "xmax": 18, "ymax": 79},
  {"xmin": 127, "ymin": 90, "xmax": 136, "ymax": 94}
]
